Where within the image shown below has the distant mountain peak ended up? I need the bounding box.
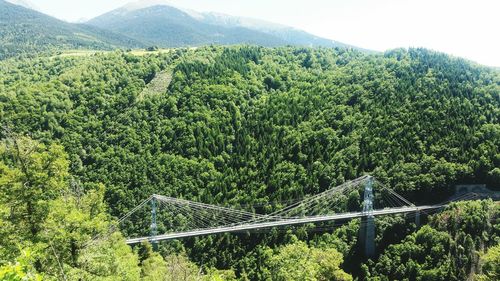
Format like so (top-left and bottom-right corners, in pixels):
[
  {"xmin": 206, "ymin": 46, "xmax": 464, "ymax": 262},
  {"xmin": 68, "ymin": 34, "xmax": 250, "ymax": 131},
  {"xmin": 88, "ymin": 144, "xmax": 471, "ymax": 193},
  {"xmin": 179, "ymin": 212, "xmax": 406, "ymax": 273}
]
[
  {"xmin": 120, "ymin": 0, "xmax": 203, "ymax": 19},
  {"xmin": 122, "ymin": 0, "xmax": 173, "ymax": 11},
  {"xmin": 87, "ymin": 1, "xmax": 366, "ymax": 50},
  {"xmin": 201, "ymin": 12, "xmax": 289, "ymax": 32}
]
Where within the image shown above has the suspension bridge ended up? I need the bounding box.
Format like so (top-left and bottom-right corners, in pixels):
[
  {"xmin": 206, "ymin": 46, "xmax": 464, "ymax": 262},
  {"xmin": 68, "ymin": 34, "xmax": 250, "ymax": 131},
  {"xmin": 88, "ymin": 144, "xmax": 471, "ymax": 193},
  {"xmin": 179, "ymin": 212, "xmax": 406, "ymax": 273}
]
[{"xmin": 93, "ymin": 175, "xmax": 483, "ymax": 257}]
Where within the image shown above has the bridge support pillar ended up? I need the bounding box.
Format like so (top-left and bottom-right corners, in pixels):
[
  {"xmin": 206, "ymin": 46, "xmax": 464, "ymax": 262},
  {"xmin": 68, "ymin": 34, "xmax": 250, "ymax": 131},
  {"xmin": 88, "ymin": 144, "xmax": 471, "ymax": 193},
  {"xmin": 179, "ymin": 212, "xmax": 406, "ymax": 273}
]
[
  {"xmin": 360, "ymin": 176, "xmax": 375, "ymax": 258},
  {"xmin": 151, "ymin": 196, "xmax": 158, "ymax": 250},
  {"xmin": 415, "ymin": 209, "xmax": 420, "ymax": 228}
]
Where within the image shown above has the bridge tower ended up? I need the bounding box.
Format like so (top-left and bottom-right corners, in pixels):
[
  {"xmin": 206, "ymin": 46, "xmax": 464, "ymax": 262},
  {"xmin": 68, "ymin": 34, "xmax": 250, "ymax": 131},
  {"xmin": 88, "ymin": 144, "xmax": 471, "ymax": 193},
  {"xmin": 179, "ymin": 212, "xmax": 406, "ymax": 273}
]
[
  {"xmin": 359, "ymin": 176, "xmax": 375, "ymax": 258},
  {"xmin": 415, "ymin": 209, "xmax": 420, "ymax": 228},
  {"xmin": 151, "ymin": 196, "xmax": 158, "ymax": 250}
]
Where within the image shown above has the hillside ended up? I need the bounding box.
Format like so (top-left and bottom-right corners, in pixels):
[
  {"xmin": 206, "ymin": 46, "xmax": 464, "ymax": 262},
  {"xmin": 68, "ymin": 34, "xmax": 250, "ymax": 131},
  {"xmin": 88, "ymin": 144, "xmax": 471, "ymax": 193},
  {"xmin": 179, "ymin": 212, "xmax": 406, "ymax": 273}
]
[
  {"xmin": 87, "ymin": 4, "xmax": 288, "ymax": 47},
  {"xmin": 200, "ymin": 12, "xmax": 357, "ymax": 49},
  {"xmin": 5, "ymin": 0, "xmax": 39, "ymax": 10},
  {"xmin": 87, "ymin": 2, "xmax": 360, "ymax": 49},
  {"xmin": 0, "ymin": 46, "xmax": 499, "ymax": 279},
  {"xmin": 0, "ymin": 0, "xmax": 368, "ymax": 59},
  {"xmin": 0, "ymin": 0, "xmax": 143, "ymax": 59}
]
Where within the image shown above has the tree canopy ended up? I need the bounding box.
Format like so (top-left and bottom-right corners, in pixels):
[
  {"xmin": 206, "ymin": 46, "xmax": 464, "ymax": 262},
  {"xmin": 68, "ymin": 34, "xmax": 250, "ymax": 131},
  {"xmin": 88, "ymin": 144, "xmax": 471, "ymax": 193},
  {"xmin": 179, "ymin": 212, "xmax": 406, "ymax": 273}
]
[{"xmin": 0, "ymin": 45, "xmax": 499, "ymax": 280}]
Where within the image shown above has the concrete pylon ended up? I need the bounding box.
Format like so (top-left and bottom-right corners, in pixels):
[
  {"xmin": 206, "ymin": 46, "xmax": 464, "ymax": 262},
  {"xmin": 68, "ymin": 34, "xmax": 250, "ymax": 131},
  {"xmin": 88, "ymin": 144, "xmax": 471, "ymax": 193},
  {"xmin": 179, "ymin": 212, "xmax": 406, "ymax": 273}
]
[
  {"xmin": 360, "ymin": 176, "xmax": 375, "ymax": 258},
  {"xmin": 151, "ymin": 197, "xmax": 158, "ymax": 250},
  {"xmin": 415, "ymin": 209, "xmax": 420, "ymax": 228}
]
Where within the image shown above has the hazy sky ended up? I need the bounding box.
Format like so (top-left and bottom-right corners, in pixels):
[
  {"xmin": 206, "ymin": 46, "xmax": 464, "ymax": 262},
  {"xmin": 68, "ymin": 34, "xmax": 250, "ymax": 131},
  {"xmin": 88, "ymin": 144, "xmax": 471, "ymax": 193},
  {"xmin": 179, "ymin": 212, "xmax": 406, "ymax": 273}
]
[{"xmin": 28, "ymin": 0, "xmax": 500, "ymax": 67}]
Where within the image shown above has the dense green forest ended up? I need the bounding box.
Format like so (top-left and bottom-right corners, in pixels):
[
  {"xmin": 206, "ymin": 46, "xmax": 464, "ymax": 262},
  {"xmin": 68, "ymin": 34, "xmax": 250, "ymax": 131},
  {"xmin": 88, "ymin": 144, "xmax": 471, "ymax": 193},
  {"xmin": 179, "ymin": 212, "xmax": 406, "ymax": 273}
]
[{"xmin": 0, "ymin": 46, "xmax": 499, "ymax": 280}]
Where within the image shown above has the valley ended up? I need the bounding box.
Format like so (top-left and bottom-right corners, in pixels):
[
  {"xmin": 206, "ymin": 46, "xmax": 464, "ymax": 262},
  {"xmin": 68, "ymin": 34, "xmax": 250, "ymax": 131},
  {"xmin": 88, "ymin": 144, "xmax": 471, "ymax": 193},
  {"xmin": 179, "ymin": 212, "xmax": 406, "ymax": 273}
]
[
  {"xmin": 0, "ymin": 1, "xmax": 499, "ymax": 280},
  {"xmin": 0, "ymin": 45, "xmax": 498, "ymax": 280}
]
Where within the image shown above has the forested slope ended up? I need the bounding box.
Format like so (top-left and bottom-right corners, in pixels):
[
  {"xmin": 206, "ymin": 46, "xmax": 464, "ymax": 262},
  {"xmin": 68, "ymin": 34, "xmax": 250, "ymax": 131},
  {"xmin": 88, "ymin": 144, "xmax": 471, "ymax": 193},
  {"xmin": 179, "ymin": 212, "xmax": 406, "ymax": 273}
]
[
  {"xmin": 0, "ymin": 46, "xmax": 499, "ymax": 280},
  {"xmin": 0, "ymin": 0, "xmax": 143, "ymax": 59},
  {"xmin": 1, "ymin": 46, "xmax": 497, "ymax": 205}
]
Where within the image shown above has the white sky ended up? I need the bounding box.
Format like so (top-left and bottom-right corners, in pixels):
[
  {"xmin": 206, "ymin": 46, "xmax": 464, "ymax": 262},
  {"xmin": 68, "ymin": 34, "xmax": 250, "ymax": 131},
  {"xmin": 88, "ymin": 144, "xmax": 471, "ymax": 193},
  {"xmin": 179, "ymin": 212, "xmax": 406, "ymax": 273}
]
[{"xmin": 28, "ymin": 0, "xmax": 500, "ymax": 67}]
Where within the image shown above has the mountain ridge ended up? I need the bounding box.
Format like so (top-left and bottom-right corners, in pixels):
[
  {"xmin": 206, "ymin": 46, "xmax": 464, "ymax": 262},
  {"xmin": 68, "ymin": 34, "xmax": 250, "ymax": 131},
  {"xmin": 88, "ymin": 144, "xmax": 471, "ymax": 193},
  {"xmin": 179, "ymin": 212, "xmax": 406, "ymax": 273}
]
[
  {"xmin": 5, "ymin": 0, "xmax": 39, "ymax": 11},
  {"xmin": 198, "ymin": 12, "xmax": 355, "ymax": 49},
  {"xmin": 87, "ymin": 5, "xmax": 289, "ymax": 48},
  {"xmin": 86, "ymin": 2, "xmax": 363, "ymax": 49},
  {"xmin": 0, "ymin": 0, "xmax": 369, "ymax": 60}
]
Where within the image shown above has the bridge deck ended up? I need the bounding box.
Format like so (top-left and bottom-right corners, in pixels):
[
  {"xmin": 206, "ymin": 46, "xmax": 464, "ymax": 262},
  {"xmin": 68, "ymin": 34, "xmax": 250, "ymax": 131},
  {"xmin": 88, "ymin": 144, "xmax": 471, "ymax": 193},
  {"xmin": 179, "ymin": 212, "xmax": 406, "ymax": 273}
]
[{"xmin": 126, "ymin": 205, "xmax": 442, "ymax": 244}]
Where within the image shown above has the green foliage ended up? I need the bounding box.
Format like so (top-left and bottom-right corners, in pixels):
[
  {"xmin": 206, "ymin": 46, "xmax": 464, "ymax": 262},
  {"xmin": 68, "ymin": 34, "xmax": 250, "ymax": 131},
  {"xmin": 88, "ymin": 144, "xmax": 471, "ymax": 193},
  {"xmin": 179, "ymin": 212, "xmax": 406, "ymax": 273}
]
[
  {"xmin": 430, "ymin": 200, "xmax": 499, "ymax": 247},
  {"xmin": 39, "ymin": 184, "xmax": 112, "ymax": 275},
  {"xmin": 0, "ymin": 45, "xmax": 499, "ymax": 280},
  {"xmin": 141, "ymin": 252, "xmax": 167, "ymax": 281},
  {"xmin": 0, "ymin": 136, "xmax": 69, "ymax": 260},
  {"xmin": 161, "ymin": 254, "xmax": 201, "ymax": 281},
  {"xmin": 370, "ymin": 225, "xmax": 456, "ymax": 280},
  {"xmin": 0, "ymin": 251, "xmax": 42, "ymax": 281},
  {"xmin": 267, "ymin": 239, "xmax": 352, "ymax": 281},
  {"xmin": 72, "ymin": 233, "xmax": 141, "ymax": 281},
  {"xmin": 0, "ymin": 136, "xmax": 142, "ymax": 280},
  {"xmin": 476, "ymin": 243, "xmax": 500, "ymax": 281},
  {"xmin": 369, "ymin": 200, "xmax": 500, "ymax": 281},
  {"xmin": 2, "ymin": 46, "xmax": 498, "ymax": 215},
  {"xmin": 204, "ymin": 269, "xmax": 238, "ymax": 281}
]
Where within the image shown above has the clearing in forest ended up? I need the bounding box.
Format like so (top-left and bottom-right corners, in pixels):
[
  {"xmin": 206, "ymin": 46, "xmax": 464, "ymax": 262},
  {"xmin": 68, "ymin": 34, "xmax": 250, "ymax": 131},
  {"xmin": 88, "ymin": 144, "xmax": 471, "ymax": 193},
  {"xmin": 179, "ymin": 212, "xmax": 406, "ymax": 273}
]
[{"xmin": 139, "ymin": 70, "xmax": 173, "ymax": 100}]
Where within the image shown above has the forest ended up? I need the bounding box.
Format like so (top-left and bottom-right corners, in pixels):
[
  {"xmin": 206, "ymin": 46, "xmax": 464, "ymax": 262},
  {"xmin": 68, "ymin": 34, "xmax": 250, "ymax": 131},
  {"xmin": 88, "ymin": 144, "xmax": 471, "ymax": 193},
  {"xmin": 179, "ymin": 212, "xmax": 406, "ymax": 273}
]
[
  {"xmin": 0, "ymin": 0, "xmax": 142, "ymax": 60},
  {"xmin": 0, "ymin": 46, "xmax": 499, "ymax": 280}
]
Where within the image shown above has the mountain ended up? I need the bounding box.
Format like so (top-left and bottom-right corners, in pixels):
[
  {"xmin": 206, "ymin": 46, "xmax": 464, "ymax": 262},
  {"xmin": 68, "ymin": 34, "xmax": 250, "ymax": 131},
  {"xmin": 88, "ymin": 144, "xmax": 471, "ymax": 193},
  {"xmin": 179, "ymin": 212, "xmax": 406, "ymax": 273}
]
[
  {"xmin": 0, "ymin": 0, "xmax": 366, "ymax": 58},
  {"xmin": 87, "ymin": 4, "xmax": 287, "ymax": 47},
  {"xmin": 199, "ymin": 12, "xmax": 356, "ymax": 49},
  {"xmin": 0, "ymin": 0, "xmax": 143, "ymax": 59},
  {"xmin": 87, "ymin": 1, "xmax": 360, "ymax": 49},
  {"xmin": 5, "ymin": 0, "xmax": 39, "ymax": 10}
]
